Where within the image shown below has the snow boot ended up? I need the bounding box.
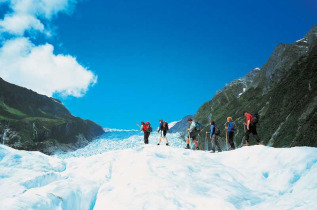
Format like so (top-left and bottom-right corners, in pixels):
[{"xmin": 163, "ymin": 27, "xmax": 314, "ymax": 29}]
[
  {"xmin": 166, "ymin": 143, "xmax": 169, "ymax": 146},
  {"xmin": 196, "ymin": 147, "xmax": 199, "ymax": 150},
  {"xmin": 243, "ymin": 141, "xmax": 250, "ymax": 146},
  {"xmin": 157, "ymin": 143, "xmax": 160, "ymax": 145},
  {"xmin": 185, "ymin": 144, "xmax": 190, "ymax": 149}
]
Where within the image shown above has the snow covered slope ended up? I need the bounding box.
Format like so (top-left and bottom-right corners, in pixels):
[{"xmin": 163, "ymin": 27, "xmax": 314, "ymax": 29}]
[
  {"xmin": 168, "ymin": 121, "xmax": 179, "ymax": 129},
  {"xmin": 0, "ymin": 131, "xmax": 317, "ymax": 210}
]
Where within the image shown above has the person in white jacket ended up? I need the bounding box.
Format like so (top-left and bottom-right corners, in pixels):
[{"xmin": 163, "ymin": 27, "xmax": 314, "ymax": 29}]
[{"xmin": 185, "ymin": 118, "xmax": 199, "ymax": 150}]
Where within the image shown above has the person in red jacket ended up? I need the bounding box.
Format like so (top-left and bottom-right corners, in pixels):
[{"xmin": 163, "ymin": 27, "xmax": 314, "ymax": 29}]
[
  {"xmin": 140, "ymin": 121, "xmax": 152, "ymax": 144},
  {"xmin": 243, "ymin": 111, "xmax": 262, "ymax": 146}
]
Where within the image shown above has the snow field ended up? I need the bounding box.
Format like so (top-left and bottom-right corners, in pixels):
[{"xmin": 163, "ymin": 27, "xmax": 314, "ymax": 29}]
[
  {"xmin": 0, "ymin": 131, "xmax": 317, "ymax": 210},
  {"xmin": 56, "ymin": 131, "xmax": 185, "ymax": 158}
]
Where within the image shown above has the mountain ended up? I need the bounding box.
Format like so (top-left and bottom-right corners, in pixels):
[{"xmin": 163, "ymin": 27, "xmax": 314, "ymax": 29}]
[
  {"xmin": 0, "ymin": 78, "xmax": 105, "ymax": 154},
  {"xmin": 169, "ymin": 115, "xmax": 195, "ymax": 133},
  {"xmin": 192, "ymin": 25, "xmax": 317, "ymax": 148}
]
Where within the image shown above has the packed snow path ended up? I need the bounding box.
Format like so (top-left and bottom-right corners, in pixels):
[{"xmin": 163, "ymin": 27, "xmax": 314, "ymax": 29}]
[{"xmin": 0, "ymin": 132, "xmax": 317, "ymax": 209}]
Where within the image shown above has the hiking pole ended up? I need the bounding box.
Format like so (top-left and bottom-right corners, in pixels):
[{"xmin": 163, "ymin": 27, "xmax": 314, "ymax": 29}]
[
  {"xmin": 226, "ymin": 130, "xmax": 228, "ymax": 151},
  {"xmin": 195, "ymin": 133, "xmax": 201, "ymax": 148},
  {"xmin": 136, "ymin": 122, "xmax": 141, "ymax": 128},
  {"xmin": 205, "ymin": 132, "xmax": 208, "ymax": 151},
  {"xmin": 188, "ymin": 131, "xmax": 191, "ymax": 149},
  {"xmin": 206, "ymin": 132, "xmax": 211, "ymax": 151},
  {"xmin": 241, "ymin": 124, "xmax": 247, "ymax": 147}
]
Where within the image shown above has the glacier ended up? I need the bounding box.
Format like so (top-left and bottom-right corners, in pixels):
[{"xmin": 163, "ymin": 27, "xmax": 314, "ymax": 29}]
[{"xmin": 0, "ymin": 130, "xmax": 317, "ymax": 210}]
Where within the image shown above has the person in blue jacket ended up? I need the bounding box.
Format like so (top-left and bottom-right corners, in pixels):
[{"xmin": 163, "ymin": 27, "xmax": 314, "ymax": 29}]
[
  {"xmin": 209, "ymin": 121, "xmax": 222, "ymax": 152},
  {"xmin": 225, "ymin": 117, "xmax": 236, "ymax": 150}
]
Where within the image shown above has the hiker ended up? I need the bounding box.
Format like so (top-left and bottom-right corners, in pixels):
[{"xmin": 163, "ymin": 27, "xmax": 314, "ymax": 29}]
[
  {"xmin": 185, "ymin": 118, "xmax": 199, "ymax": 150},
  {"xmin": 141, "ymin": 121, "xmax": 152, "ymax": 144},
  {"xmin": 243, "ymin": 111, "xmax": 262, "ymax": 146},
  {"xmin": 210, "ymin": 121, "xmax": 222, "ymax": 152},
  {"xmin": 157, "ymin": 119, "xmax": 169, "ymax": 146},
  {"xmin": 225, "ymin": 117, "xmax": 236, "ymax": 150}
]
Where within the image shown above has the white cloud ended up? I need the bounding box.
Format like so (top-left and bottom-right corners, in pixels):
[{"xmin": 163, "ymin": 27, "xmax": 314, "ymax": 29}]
[
  {"xmin": 0, "ymin": 14, "xmax": 44, "ymax": 35},
  {"xmin": 0, "ymin": 0, "xmax": 75, "ymax": 35},
  {"xmin": 0, "ymin": 38, "xmax": 97, "ymax": 97},
  {"xmin": 0, "ymin": 0, "xmax": 98, "ymax": 98},
  {"xmin": 11, "ymin": 0, "xmax": 73, "ymax": 19}
]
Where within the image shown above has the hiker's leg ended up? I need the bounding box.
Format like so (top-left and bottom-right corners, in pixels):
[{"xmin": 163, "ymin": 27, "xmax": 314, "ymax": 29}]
[
  {"xmin": 207, "ymin": 136, "xmax": 212, "ymax": 151},
  {"xmin": 251, "ymin": 126, "xmax": 261, "ymax": 143},
  {"xmin": 144, "ymin": 133, "xmax": 147, "ymax": 144},
  {"xmin": 229, "ymin": 132, "xmax": 235, "ymax": 149},
  {"xmin": 211, "ymin": 135, "xmax": 216, "ymax": 152},
  {"xmin": 193, "ymin": 139, "xmax": 198, "ymax": 147},
  {"xmin": 190, "ymin": 132, "xmax": 198, "ymax": 149},
  {"xmin": 245, "ymin": 129, "xmax": 251, "ymax": 143},
  {"xmin": 214, "ymin": 135, "xmax": 222, "ymax": 151},
  {"xmin": 163, "ymin": 131, "xmax": 168, "ymax": 143},
  {"xmin": 145, "ymin": 132, "xmax": 150, "ymax": 144}
]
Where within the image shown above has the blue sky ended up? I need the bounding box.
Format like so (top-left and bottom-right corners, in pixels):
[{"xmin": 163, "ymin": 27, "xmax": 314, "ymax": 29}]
[{"xmin": 1, "ymin": 0, "xmax": 316, "ymax": 129}]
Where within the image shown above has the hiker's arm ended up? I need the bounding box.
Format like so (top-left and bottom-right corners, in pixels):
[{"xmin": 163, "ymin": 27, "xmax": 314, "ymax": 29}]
[
  {"xmin": 210, "ymin": 125, "xmax": 214, "ymax": 137},
  {"xmin": 189, "ymin": 122, "xmax": 195, "ymax": 132},
  {"xmin": 247, "ymin": 120, "xmax": 250, "ymax": 130},
  {"xmin": 157, "ymin": 124, "xmax": 161, "ymax": 132}
]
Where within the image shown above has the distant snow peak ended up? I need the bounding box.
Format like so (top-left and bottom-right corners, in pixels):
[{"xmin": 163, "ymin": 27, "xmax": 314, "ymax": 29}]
[
  {"xmin": 168, "ymin": 121, "xmax": 179, "ymax": 129},
  {"xmin": 296, "ymin": 38, "xmax": 308, "ymax": 43},
  {"xmin": 215, "ymin": 66, "xmax": 262, "ymax": 97}
]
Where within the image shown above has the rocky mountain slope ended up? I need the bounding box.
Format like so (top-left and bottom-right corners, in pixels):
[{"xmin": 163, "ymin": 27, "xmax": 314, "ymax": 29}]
[
  {"xmin": 0, "ymin": 78, "xmax": 104, "ymax": 154},
  {"xmin": 193, "ymin": 25, "xmax": 317, "ymax": 148}
]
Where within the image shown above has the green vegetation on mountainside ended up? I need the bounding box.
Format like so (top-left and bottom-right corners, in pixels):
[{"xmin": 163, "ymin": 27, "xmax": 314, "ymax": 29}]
[
  {"xmin": 0, "ymin": 78, "xmax": 104, "ymax": 154},
  {"xmin": 194, "ymin": 27, "xmax": 317, "ymax": 148}
]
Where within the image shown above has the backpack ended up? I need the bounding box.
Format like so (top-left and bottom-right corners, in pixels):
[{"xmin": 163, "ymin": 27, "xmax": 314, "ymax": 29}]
[
  {"xmin": 163, "ymin": 122, "xmax": 169, "ymax": 130},
  {"xmin": 214, "ymin": 126, "xmax": 220, "ymax": 135},
  {"xmin": 252, "ymin": 112, "xmax": 259, "ymax": 125},
  {"xmin": 146, "ymin": 122, "xmax": 153, "ymax": 132},
  {"xmin": 195, "ymin": 121, "xmax": 201, "ymax": 131}
]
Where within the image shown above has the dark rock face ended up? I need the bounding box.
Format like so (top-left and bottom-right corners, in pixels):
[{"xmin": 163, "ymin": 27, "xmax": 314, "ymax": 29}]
[
  {"xmin": 0, "ymin": 78, "xmax": 104, "ymax": 154},
  {"xmin": 193, "ymin": 25, "xmax": 317, "ymax": 148}
]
